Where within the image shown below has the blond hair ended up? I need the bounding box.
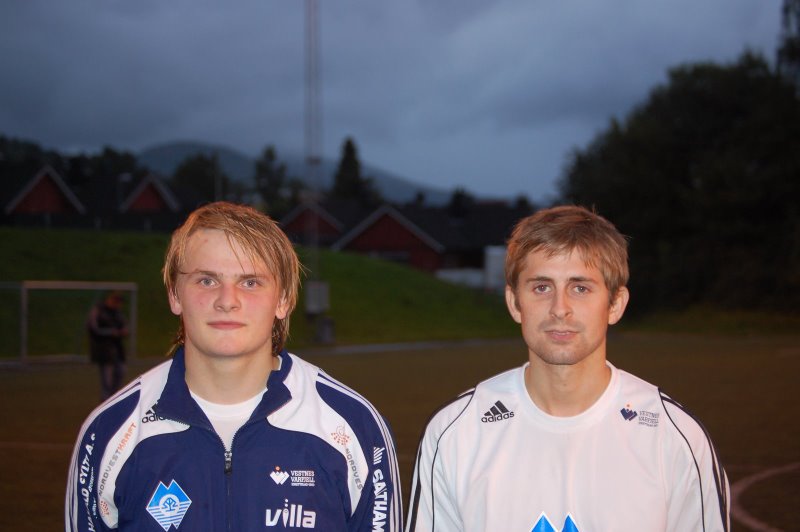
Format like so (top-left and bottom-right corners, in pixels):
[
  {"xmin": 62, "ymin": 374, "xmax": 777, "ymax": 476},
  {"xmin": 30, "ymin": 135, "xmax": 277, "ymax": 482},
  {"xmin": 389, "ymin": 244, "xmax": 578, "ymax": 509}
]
[{"xmin": 163, "ymin": 201, "xmax": 301, "ymax": 356}]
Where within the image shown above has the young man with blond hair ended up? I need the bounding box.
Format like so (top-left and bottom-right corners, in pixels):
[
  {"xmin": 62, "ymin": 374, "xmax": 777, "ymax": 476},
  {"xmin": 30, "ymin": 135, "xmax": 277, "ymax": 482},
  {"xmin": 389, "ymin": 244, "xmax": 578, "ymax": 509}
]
[
  {"xmin": 406, "ymin": 205, "xmax": 729, "ymax": 531},
  {"xmin": 67, "ymin": 201, "xmax": 402, "ymax": 531}
]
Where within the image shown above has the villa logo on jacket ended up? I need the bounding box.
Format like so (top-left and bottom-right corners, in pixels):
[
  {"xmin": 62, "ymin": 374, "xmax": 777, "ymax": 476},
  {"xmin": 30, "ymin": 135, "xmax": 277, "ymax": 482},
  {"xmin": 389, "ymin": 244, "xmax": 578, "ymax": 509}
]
[
  {"xmin": 265, "ymin": 499, "xmax": 317, "ymax": 528},
  {"xmin": 530, "ymin": 512, "xmax": 580, "ymax": 532},
  {"xmin": 146, "ymin": 480, "xmax": 192, "ymax": 531}
]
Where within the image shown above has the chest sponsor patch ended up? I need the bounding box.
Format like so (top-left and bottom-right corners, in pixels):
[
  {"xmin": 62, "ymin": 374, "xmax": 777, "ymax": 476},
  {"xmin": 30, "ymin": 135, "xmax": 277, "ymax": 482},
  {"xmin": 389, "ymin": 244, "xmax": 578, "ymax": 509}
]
[
  {"xmin": 620, "ymin": 403, "xmax": 660, "ymax": 427},
  {"xmin": 271, "ymin": 466, "xmax": 316, "ymax": 487}
]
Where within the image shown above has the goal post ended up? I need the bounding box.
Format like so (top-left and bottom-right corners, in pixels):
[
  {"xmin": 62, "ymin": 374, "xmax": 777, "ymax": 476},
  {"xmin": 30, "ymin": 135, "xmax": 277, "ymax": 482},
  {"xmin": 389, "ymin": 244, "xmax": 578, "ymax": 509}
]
[{"xmin": 12, "ymin": 280, "xmax": 138, "ymax": 363}]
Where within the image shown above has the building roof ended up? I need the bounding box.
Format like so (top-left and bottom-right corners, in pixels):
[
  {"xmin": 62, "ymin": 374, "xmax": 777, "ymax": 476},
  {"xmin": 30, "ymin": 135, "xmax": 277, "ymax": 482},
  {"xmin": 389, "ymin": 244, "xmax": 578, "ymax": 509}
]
[
  {"xmin": 119, "ymin": 173, "xmax": 181, "ymax": 213},
  {"xmin": 3, "ymin": 165, "xmax": 86, "ymax": 215},
  {"xmin": 332, "ymin": 201, "xmax": 534, "ymax": 253},
  {"xmin": 332, "ymin": 204, "xmax": 446, "ymax": 252}
]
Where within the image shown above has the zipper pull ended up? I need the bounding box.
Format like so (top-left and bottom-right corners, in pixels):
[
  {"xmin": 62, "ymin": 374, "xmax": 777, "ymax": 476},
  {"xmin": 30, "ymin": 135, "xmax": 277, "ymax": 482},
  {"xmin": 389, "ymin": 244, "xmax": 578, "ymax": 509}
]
[{"xmin": 224, "ymin": 450, "xmax": 232, "ymax": 474}]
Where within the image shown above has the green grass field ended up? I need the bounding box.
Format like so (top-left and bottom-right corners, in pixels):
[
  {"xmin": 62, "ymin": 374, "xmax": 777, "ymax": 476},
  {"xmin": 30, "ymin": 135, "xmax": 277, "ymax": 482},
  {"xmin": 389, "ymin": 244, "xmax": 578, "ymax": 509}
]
[
  {"xmin": 0, "ymin": 227, "xmax": 518, "ymax": 360},
  {"xmin": 1, "ymin": 331, "xmax": 798, "ymax": 531}
]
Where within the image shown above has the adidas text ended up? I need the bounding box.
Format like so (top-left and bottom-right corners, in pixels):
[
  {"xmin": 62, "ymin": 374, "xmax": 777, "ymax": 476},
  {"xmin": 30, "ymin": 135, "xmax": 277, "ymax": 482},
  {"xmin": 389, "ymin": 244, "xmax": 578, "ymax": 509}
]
[
  {"xmin": 141, "ymin": 408, "xmax": 165, "ymax": 423},
  {"xmin": 481, "ymin": 401, "xmax": 515, "ymax": 423},
  {"xmin": 481, "ymin": 411, "xmax": 514, "ymax": 423}
]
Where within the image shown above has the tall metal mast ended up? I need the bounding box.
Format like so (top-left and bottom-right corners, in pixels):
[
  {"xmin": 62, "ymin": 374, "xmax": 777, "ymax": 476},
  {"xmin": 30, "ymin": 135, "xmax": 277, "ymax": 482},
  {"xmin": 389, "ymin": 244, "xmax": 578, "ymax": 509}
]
[
  {"xmin": 305, "ymin": 0, "xmax": 322, "ymax": 177},
  {"xmin": 304, "ymin": 0, "xmax": 331, "ymax": 340},
  {"xmin": 304, "ymin": 0, "xmax": 321, "ymax": 279}
]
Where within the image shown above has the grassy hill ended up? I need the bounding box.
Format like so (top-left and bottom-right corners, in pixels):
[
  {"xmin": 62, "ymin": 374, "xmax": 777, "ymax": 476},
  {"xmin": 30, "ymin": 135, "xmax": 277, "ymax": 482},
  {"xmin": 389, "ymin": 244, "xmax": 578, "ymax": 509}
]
[{"xmin": 0, "ymin": 227, "xmax": 517, "ymax": 359}]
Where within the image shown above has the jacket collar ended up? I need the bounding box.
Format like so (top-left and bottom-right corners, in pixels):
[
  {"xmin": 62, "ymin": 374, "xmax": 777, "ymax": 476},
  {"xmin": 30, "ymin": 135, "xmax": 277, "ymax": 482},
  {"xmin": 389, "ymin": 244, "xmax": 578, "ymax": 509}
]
[{"xmin": 154, "ymin": 347, "xmax": 293, "ymax": 427}]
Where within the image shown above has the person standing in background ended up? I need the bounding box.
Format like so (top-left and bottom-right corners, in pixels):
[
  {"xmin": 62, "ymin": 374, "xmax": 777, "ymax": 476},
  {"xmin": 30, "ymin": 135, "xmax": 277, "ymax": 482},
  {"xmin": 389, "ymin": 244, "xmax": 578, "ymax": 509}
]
[{"xmin": 86, "ymin": 290, "xmax": 128, "ymax": 400}]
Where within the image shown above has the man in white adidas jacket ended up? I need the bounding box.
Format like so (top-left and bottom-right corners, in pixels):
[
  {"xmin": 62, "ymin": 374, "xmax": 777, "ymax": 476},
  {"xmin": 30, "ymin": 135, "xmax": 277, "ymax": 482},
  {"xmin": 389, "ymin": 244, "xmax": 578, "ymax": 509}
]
[{"xmin": 406, "ymin": 205, "xmax": 729, "ymax": 531}]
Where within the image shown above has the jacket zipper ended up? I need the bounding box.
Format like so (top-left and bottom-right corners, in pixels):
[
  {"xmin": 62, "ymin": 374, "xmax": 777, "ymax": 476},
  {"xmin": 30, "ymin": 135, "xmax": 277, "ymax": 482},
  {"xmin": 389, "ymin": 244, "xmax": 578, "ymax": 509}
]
[
  {"xmin": 224, "ymin": 450, "xmax": 233, "ymax": 474},
  {"xmin": 222, "ymin": 433, "xmax": 234, "ymax": 532},
  {"xmin": 223, "ymin": 393, "xmax": 293, "ymax": 531}
]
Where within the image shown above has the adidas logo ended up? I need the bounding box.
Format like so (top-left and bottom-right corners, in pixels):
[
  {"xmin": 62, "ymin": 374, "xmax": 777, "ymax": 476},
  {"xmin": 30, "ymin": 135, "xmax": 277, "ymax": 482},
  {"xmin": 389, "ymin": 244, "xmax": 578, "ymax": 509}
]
[
  {"xmin": 141, "ymin": 406, "xmax": 165, "ymax": 423},
  {"xmin": 481, "ymin": 400, "xmax": 515, "ymax": 423}
]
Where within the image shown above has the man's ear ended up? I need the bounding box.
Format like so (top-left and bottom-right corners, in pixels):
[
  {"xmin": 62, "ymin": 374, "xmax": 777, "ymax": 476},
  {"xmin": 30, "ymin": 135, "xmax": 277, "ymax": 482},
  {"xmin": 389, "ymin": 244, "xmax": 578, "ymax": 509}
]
[
  {"xmin": 275, "ymin": 296, "xmax": 290, "ymax": 321},
  {"xmin": 168, "ymin": 289, "xmax": 182, "ymax": 316},
  {"xmin": 608, "ymin": 286, "xmax": 629, "ymax": 325},
  {"xmin": 505, "ymin": 286, "xmax": 522, "ymax": 324}
]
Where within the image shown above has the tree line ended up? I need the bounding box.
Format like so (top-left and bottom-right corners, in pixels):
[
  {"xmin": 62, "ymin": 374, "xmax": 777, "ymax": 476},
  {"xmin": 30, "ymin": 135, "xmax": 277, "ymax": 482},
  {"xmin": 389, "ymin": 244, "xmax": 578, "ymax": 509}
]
[
  {"xmin": 0, "ymin": 133, "xmax": 387, "ymax": 221},
  {"xmin": 559, "ymin": 4, "xmax": 800, "ymax": 313}
]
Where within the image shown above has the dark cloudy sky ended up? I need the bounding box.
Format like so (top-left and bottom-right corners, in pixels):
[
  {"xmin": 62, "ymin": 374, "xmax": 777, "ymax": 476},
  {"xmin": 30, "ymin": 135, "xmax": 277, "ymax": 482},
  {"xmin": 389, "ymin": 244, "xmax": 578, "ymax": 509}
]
[{"xmin": 0, "ymin": 1, "xmax": 782, "ymax": 201}]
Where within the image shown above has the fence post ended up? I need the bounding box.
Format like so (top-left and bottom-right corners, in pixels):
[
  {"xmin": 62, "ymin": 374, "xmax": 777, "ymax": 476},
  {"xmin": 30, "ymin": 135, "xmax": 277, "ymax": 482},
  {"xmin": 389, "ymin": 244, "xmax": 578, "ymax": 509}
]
[{"xmin": 19, "ymin": 282, "xmax": 28, "ymax": 363}]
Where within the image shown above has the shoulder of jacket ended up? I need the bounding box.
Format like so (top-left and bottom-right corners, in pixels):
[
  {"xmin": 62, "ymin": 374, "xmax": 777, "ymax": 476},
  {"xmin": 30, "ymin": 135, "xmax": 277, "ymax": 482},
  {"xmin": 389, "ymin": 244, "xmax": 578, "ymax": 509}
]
[
  {"xmin": 658, "ymin": 390, "xmax": 714, "ymax": 446},
  {"xmin": 86, "ymin": 359, "xmax": 171, "ymax": 427},
  {"xmin": 427, "ymin": 365, "xmax": 521, "ymax": 429}
]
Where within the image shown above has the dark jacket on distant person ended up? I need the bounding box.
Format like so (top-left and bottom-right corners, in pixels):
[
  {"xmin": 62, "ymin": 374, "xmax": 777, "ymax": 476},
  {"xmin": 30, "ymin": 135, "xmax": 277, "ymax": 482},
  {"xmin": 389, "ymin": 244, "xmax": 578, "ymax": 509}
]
[{"xmin": 87, "ymin": 300, "xmax": 127, "ymax": 364}]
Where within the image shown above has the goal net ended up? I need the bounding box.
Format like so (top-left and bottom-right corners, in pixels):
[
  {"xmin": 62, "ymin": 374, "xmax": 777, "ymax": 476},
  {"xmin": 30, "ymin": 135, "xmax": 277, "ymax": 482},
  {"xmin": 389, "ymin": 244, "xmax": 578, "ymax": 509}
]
[{"xmin": 0, "ymin": 281, "xmax": 138, "ymax": 364}]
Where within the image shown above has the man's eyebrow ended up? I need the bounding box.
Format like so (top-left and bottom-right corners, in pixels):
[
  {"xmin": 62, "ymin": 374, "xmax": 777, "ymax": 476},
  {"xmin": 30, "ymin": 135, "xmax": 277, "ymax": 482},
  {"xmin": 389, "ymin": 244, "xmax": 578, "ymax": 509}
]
[
  {"xmin": 523, "ymin": 275, "xmax": 599, "ymax": 283},
  {"xmin": 237, "ymin": 273, "xmax": 269, "ymax": 280},
  {"xmin": 180, "ymin": 269, "xmax": 218, "ymax": 276},
  {"xmin": 524, "ymin": 275, "xmax": 553, "ymax": 283},
  {"xmin": 182, "ymin": 270, "xmax": 270, "ymax": 280},
  {"xmin": 569, "ymin": 276, "xmax": 597, "ymax": 283}
]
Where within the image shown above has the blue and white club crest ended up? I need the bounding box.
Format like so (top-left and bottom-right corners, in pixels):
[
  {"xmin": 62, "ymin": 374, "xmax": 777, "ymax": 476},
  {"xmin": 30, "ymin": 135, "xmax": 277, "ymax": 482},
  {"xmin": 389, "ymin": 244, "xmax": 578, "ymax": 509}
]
[
  {"xmin": 146, "ymin": 480, "xmax": 192, "ymax": 530},
  {"xmin": 531, "ymin": 512, "xmax": 580, "ymax": 532}
]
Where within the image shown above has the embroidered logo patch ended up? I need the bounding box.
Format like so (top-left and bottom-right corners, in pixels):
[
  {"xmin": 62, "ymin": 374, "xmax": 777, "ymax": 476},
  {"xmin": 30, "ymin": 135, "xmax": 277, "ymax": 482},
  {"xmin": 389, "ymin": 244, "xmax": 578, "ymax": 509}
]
[
  {"xmin": 481, "ymin": 400, "xmax": 515, "ymax": 423},
  {"xmin": 331, "ymin": 425, "xmax": 350, "ymax": 446},
  {"xmin": 620, "ymin": 403, "xmax": 638, "ymax": 421},
  {"xmin": 146, "ymin": 480, "xmax": 192, "ymax": 530},
  {"xmin": 270, "ymin": 466, "xmax": 290, "ymax": 485},
  {"xmin": 270, "ymin": 466, "xmax": 316, "ymax": 487},
  {"xmin": 621, "ymin": 403, "xmax": 660, "ymax": 427}
]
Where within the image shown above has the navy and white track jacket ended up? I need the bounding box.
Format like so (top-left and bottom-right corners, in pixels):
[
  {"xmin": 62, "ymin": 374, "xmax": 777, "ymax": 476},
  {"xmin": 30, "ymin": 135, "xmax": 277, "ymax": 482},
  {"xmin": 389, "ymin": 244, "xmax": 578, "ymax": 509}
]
[{"xmin": 66, "ymin": 348, "xmax": 402, "ymax": 531}]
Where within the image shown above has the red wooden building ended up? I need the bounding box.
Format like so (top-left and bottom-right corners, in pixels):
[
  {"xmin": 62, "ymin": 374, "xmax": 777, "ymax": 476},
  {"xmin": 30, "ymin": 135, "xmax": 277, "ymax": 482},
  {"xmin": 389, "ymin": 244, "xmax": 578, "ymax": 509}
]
[
  {"xmin": 2, "ymin": 166, "xmax": 188, "ymax": 230},
  {"xmin": 333, "ymin": 202, "xmax": 532, "ymax": 273},
  {"xmin": 332, "ymin": 205, "xmax": 445, "ymax": 271},
  {"xmin": 4, "ymin": 165, "xmax": 85, "ymax": 216}
]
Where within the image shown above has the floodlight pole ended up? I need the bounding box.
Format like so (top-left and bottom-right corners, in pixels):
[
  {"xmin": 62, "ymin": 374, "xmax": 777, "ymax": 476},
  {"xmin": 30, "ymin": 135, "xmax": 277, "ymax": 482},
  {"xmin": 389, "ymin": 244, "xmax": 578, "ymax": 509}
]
[
  {"xmin": 304, "ymin": 0, "xmax": 332, "ymax": 342},
  {"xmin": 305, "ymin": 0, "xmax": 322, "ymax": 274}
]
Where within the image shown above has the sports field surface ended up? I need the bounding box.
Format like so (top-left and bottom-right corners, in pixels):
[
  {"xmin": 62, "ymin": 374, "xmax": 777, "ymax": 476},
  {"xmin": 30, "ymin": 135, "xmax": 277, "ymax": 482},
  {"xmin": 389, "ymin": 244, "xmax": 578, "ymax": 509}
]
[{"xmin": 1, "ymin": 331, "xmax": 798, "ymax": 531}]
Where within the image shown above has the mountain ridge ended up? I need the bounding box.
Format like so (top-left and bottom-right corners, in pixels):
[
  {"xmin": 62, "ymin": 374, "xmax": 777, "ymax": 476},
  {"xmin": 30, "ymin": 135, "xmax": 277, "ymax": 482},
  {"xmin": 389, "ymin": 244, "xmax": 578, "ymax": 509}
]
[{"xmin": 137, "ymin": 140, "xmax": 452, "ymax": 205}]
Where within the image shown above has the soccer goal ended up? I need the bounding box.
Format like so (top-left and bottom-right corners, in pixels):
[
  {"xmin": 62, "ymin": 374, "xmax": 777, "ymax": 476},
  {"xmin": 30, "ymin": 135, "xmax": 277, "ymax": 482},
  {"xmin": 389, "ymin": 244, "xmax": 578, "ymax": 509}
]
[{"xmin": 0, "ymin": 280, "xmax": 138, "ymax": 364}]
